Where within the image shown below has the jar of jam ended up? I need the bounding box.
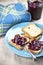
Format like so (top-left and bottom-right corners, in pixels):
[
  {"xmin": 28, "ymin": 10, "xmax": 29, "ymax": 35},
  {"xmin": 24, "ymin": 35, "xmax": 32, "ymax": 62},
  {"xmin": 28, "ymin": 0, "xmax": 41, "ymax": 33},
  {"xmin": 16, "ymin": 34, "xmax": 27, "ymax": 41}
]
[{"xmin": 27, "ymin": 0, "xmax": 42, "ymax": 20}]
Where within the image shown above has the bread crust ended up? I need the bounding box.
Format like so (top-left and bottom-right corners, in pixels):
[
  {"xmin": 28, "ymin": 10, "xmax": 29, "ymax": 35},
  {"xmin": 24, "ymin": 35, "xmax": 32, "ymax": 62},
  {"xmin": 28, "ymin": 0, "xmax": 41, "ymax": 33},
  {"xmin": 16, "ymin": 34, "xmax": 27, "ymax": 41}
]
[
  {"xmin": 29, "ymin": 49, "xmax": 41, "ymax": 54},
  {"xmin": 9, "ymin": 34, "xmax": 29, "ymax": 50},
  {"xmin": 22, "ymin": 28, "xmax": 42, "ymax": 39},
  {"xmin": 24, "ymin": 44, "xmax": 42, "ymax": 54},
  {"xmin": 22, "ymin": 24, "xmax": 42, "ymax": 39},
  {"xmin": 22, "ymin": 33, "xmax": 41, "ymax": 40},
  {"xmin": 9, "ymin": 40, "xmax": 23, "ymax": 50}
]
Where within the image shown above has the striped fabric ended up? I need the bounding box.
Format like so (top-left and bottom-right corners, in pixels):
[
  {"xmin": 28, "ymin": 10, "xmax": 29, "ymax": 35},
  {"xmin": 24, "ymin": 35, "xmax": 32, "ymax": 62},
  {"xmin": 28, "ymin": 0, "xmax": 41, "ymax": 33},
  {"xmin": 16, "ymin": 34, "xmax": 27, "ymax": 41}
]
[{"xmin": 0, "ymin": 3, "xmax": 31, "ymax": 36}]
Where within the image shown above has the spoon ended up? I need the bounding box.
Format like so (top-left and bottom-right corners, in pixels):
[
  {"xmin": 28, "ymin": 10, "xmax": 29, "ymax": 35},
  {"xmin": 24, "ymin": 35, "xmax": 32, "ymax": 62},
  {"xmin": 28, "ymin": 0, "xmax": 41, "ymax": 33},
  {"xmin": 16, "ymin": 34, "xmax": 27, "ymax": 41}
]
[{"xmin": 28, "ymin": 50, "xmax": 37, "ymax": 61}]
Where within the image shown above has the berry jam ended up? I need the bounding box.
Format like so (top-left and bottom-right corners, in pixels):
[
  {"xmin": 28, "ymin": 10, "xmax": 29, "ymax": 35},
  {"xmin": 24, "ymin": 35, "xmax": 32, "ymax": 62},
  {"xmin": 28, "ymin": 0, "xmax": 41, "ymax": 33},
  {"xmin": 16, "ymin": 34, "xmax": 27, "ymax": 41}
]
[
  {"xmin": 12, "ymin": 34, "xmax": 27, "ymax": 46},
  {"xmin": 28, "ymin": 1, "xmax": 42, "ymax": 20},
  {"xmin": 28, "ymin": 39, "xmax": 41, "ymax": 51}
]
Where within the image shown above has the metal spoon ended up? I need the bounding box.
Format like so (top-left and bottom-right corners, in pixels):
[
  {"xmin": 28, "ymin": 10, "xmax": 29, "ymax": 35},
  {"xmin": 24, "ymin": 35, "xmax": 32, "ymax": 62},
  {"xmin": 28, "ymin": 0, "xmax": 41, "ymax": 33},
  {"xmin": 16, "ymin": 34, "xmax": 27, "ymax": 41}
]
[
  {"xmin": 28, "ymin": 50, "xmax": 37, "ymax": 61},
  {"xmin": 24, "ymin": 45, "xmax": 37, "ymax": 61}
]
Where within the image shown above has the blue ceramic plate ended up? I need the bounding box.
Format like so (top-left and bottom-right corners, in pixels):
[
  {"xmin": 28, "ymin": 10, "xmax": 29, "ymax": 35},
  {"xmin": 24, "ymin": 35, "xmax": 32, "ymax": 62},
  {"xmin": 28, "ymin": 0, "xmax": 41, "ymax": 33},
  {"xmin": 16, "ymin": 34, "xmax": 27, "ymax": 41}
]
[{"xmin": 5, "ymin": 22, "xmax": 43, "ymax": 58}]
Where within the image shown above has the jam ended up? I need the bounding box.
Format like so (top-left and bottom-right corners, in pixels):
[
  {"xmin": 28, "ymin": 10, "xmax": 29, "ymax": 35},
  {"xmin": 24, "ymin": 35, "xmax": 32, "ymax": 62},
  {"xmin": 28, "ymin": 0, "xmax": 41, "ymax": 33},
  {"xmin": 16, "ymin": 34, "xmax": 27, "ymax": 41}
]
[
  {"xmin": 28, "ymin": 39, "xmax": 42, "ymax": 51},
  {"xmin": 28, "ymin": 1, "xmax": 42, "ymax": 20},
  {"xmin": 12, "ymin": 34, "xmax": 27, "ymax": 46}
]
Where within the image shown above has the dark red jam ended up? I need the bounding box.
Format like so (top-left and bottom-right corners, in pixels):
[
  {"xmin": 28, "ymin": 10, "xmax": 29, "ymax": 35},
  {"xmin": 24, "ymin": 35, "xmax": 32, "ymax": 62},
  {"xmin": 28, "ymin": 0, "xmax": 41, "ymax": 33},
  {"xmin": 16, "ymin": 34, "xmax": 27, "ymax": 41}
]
[
  {"xmin": 12, "ymin": 34, "xmax": 27, "ymax": 46},
  {"xmin": 28, "ymin": 1, "xmax": 42, "ymax": 20},
  {"xmin": 28, "ymin": 39, "xmax": 41, "ymax": 51}
]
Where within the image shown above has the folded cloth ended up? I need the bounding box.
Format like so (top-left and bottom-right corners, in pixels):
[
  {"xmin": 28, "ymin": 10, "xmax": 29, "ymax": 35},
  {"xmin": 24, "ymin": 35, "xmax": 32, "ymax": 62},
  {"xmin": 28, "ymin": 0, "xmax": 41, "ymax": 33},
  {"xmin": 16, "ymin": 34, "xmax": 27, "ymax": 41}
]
[
  {"xmin": 0, "ymin": 3, "xmax": 31, "ymax": 36},
  {"xmin": 0, "ymin": 4, "xmax": 4, "ymax": 24}
]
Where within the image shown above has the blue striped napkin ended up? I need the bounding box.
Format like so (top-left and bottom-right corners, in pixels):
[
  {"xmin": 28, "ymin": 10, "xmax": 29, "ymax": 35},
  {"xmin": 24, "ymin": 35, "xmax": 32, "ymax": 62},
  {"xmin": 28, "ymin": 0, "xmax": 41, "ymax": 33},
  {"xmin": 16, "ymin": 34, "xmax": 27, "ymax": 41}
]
[{"xmin": 0, "ymin": 3, "xmax": 31, "ymax": 36}]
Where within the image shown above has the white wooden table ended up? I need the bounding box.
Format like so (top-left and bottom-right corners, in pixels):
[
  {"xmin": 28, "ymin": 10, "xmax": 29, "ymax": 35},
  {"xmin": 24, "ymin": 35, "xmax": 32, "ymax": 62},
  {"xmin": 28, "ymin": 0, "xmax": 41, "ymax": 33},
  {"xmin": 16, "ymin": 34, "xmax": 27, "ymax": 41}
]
[{"xmin": 0, "ymin": 1, "xmax": 43, "ymax": 65}]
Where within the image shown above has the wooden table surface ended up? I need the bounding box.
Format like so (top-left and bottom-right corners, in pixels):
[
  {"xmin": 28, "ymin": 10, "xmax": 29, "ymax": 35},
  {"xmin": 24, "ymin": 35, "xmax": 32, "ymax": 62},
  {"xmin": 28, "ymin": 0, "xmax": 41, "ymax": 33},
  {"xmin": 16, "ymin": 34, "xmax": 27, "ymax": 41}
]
[{"xmin": 0, "ymin": 1, "xmax": 43, "ymax": 65}]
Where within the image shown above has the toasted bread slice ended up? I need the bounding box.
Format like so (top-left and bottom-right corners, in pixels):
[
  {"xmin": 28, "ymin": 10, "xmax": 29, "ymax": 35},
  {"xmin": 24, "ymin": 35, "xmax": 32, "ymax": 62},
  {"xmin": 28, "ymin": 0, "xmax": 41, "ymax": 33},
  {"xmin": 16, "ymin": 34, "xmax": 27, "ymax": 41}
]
[
  {"xmin": 22, "ymin": 23, "xmax": 42, "ymax": 39},
  {"xmin": 9, "ymin": 34, "xmax": 29, "ymax": 50},
  {"xmin": 23, "ymin": 33, "xmax": 41, "ymax": 40},
  {"xmin": 9, "ymin": 40, "xmax": 23, "ymax": 50},
  {"xmin": 24, "ymin": 44, "xmax": 41, "ymax": 54}
]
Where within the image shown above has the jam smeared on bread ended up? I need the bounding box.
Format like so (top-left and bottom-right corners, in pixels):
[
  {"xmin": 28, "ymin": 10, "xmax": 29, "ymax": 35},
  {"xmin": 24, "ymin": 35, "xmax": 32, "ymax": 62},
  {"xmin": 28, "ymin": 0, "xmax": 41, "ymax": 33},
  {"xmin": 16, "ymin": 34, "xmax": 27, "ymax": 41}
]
[
  {"xmin": 9, "ymin": 34, "xmax": 29, "ymax": 50},
  {"xmin": 28, "ymin": 39, "xmax": 41, "ymax": 51},
  {"xmin": 24, "ymin": 39, "xmax": 43, "ymax": 54},
  {"xmin": 12, "ymin": 34, "xmax": 27, "ymax": 46}
]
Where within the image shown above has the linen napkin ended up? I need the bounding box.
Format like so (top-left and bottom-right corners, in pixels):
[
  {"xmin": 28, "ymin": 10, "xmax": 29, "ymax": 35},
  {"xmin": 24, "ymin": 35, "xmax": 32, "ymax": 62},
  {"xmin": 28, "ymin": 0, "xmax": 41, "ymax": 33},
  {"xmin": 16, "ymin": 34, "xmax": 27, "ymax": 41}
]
[{"xmin": 0, "ymin": 3, "xmax": 31, "ymax": 36}]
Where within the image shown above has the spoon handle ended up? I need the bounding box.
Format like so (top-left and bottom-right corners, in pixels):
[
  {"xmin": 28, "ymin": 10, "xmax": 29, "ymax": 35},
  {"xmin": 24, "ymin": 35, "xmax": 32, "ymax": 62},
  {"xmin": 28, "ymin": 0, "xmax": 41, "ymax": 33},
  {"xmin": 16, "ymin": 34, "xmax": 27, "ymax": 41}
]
[{"xmin": 28, "ymin": 50, "xmax": 37, "ymax": 61}]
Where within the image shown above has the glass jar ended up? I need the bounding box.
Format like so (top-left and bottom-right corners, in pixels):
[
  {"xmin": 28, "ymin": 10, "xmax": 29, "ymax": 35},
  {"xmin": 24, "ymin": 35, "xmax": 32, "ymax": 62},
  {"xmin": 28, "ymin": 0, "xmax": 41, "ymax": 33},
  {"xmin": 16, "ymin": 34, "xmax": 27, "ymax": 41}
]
[{"xmin": 27, "ymin": 0, "xmax": 42, "ymax": 20}]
